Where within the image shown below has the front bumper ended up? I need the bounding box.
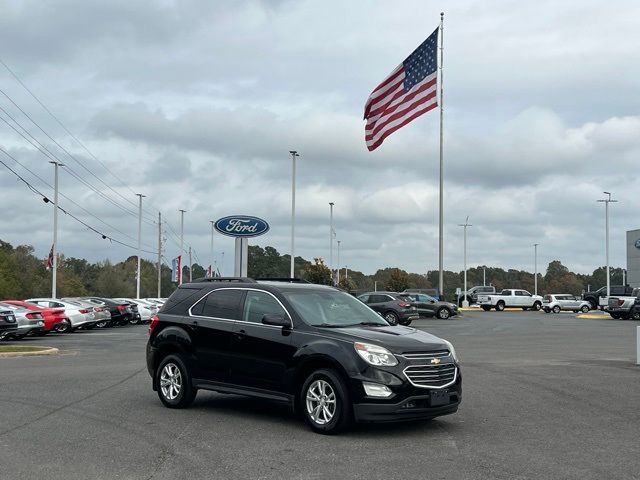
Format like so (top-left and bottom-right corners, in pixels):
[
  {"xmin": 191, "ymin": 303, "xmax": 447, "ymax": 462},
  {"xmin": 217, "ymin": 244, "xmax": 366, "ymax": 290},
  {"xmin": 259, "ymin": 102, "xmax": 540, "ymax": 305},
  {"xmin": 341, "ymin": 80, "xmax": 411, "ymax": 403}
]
[{"xmin": 354, "ymin": 395, "xmax": 460, "ymax": 422}]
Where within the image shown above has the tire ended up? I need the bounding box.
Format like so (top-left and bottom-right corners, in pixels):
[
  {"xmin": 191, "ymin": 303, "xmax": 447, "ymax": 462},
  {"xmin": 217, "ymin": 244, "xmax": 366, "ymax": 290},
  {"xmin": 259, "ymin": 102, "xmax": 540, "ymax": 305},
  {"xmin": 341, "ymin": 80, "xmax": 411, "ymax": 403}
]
[
  {"xmin": 0, "ymin": 332, "xmax": 7, "ymax": 341},
  {"xmin": 398, "ymin": 318, "xmax": 412, "ymax": 326},
  {"xmin": 532, "ymin": 302, "xmax": 542, "ymax": 311},
  {"xmin": 495, "ymin": 302, "xmax": 505, "ymax": 312},
  {"xmin": 156, "ymin": 354, "xmax": 197, "ymax": 409},
  {"xmin": 552, "ymin": 305, "xmax": 561, "ymax": 314},
  {"xmin": 610, "ymin": 313, "xmax": 621, "ymax": 319},
  {"xmin": 436, "ymin": 308, "xmax": 451, "ymax": 319},
  {"xmin": 543, "ymin": 308, "xmax": 550, "ymax": 314},
  {"xmin": 580, "ymin": 305, "xmax": 590, "ymax": 313},
  {"xmin": 481, "ymin": 305, "xmax": 491, "ymax": 312},
  {"xmin": 621, "ymin": 314, "xmax": 631, "ymax": 321},
  {"xmin": 56, "ymin": 319, "xmax": 72, "ymax": 333},
  {"xmin": 631, "ymin": 311, "xmax": 640, "ymax": 321},
  {"xmin": 522, "ymin": 307, "xmax": 529, "ymax": 311},
  {"xmin": 130, "ymin": 317, "xmax": 140, "ymax": 325},
  {"xmin": 95, "ymin": 320, "xmax": 108, "ymax": 328},
  {"xmin": 383, "ymin": 311, "xmax": 399, "ymax": 325},
  {"xmin": 300, "ymin": 369, "xmax": 352, "ymax": 435},
  {"xmin": 588, "ymin": 300, "xmax": 597, "ymax": 310}
]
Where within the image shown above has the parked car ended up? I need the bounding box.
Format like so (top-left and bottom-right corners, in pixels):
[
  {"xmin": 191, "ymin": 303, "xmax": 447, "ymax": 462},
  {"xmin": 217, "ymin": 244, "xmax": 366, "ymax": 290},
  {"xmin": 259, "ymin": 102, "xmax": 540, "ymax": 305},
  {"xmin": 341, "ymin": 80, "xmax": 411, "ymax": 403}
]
[
  {"xmin": 542, "ymin": 294, "xmax": 591, "ymax": 314},
  {"xmin": 0, "ymin": 308, "xmax": 18, "ymax": 340},
  {"xmin": 455, "ymin": 285, "xmax": 496, "ymax": 306},
  {"xmin": 606, "ymin": 288, "xmax": 640, "ymax": 319},
  {"xmin": 25, "ymin": 298, "xmax": 96, "ymax": 332},
  {"xmin": 81, "ymin": 298, "xmax": 132, "ymax": 327},
  {"xmin": 114, "ymin": 298, "xmax": 156, "ymax": 324},
  {"xmin": 397, "ymin": 292, "xmax": 459, "ymax": 319},
  {"xmin": 143, "ymin": 298, "xmax": 166, "ymax": 307},
  {"xmin": 628, "ymin": 298, "xmax": 640, "ymax": 321},
  {"xmin": 478, "ymin": 289, "xmax": 543, "ymax": 312},
  {"xmin": 582, "ymin": 285, "xmax": 634, "ymax": 310},
  {"xmin": 2, "ymin": 300, "xmax": 66, "ymax": 334},
  {"xmin": 0, "ymin": 303, "xmax": 45, "ymax": 339},
  {"xmin": 402, "ymin": 289, "xmax": 440, "ymax": 301},
  {"xmin": 147, "ymin": 278, "xmax": 461, "ymax": 434},
  {"xmin": 62, "ymin": 298, "xmax": 111, "ymax": 327},
  {"xmin": 356, "ymin": 292, "xmax": 419, "ymax": 325}
]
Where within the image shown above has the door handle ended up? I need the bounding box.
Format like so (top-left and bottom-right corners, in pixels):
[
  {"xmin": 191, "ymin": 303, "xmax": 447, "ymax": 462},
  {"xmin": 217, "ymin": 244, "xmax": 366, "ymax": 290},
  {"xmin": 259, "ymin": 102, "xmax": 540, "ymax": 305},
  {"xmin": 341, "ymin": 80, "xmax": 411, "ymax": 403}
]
[
  {"xmin": 234, "ymin": 328, "xmax": 246, "ymax": 340},
  {"xmin": 192, "ymin": 320, "xmax": 198, "ymax": 328}
]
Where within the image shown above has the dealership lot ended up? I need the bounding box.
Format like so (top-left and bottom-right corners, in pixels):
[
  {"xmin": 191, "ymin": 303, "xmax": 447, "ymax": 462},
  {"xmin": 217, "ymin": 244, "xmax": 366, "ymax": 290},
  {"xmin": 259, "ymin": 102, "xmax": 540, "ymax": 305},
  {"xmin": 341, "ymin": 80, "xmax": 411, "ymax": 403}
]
[{"xmin": 0, "ymin": 312, "xmax": 639, "ymax": 480}]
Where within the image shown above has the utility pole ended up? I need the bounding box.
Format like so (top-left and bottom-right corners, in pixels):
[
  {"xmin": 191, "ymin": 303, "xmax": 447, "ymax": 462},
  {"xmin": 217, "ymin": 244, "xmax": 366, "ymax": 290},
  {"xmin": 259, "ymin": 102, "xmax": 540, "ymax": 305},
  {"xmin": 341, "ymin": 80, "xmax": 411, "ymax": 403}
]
[
  {"xmin": 290, "ymin": 151, "xmax": 299, "ymax": 278},
  {"xmin": 157, "ymin": 212, "xmax": 162, "ymax": 298},
  {"xmin": 598, "ymin": 192, "xmax": 617, "ymax": 297},
  {"xmin": 329, "ymin": 202, "xmax": 335, "ymax": 284},
  {"xmin": 337, "ymin": 240, "xmax": 341, "ymax": 284},
  {"xmin": 221, "ymin": 251, "xmax": 225, "ymax": 276},
  {"xmin": 179, "ymin": 209, "xmax": 186, "ymax": 285},
  {"xmin": 458, "ymin": 217, "xmax": 472, "ymax": 307},
  {"xmin": 136, "ymin": 193, "xmax": 146, "ymax": 299},
  {"xmin": 374, "ymin": 280, "xmax": 377, "ymax": 292},
  {"xmin": 209, "ymin": 220, "xmax": 215, "ymax": 278},
  {"xmin": 188, "ymin": 246, "xmax": 193, "ymax": 282},
  {"xmin": 483, "ymin": 267, "xmax": 486, "ymax": 287},
  {"xmin": 533, "ymin": 243, "xmax": 539, "ymax": 296},
  {"xmin": 50, "ymin": 161, "xmax": 64, "ymax": 299}
]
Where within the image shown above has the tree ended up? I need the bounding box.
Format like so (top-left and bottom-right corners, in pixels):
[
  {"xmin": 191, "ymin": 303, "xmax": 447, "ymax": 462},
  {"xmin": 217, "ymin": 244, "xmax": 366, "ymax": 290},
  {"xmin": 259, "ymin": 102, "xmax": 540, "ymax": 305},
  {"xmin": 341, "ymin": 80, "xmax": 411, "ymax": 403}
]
[
  {"xmin": 301, "ymin": 258, "xmax": 332, "ymax": 285},
  {"xmin": 338, "ymin": 276, "xmax": 356, "ymax": 292},
  {"xmin": 386, "ymin": 268, "xmax": 409, "ymax": 292}
]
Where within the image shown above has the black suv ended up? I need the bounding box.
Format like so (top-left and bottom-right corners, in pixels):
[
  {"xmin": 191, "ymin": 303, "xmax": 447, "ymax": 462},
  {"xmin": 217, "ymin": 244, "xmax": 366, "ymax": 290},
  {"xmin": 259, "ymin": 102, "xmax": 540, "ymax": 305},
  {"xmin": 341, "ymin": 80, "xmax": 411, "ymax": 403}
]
[
  {"xmin": 356, "ymin": 292, "xmax": 419, "ymax": 325},
  {"xmin": 146, "ymin": 278, "xmax": 461, "ymax": 434}
]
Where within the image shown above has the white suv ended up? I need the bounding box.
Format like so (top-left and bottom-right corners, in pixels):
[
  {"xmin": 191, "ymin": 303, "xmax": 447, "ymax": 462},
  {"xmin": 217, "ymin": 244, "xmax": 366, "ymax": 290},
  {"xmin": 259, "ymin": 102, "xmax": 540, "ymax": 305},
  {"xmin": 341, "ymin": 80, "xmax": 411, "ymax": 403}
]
[{"xmin": 542, "ymin": 294, "xmax": 590, "ymax": 314}]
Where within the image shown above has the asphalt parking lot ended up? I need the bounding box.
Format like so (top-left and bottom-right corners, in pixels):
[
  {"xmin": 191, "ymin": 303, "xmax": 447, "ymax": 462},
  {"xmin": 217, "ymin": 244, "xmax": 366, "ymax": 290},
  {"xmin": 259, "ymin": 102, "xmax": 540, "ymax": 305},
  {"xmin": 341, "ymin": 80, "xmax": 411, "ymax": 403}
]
[{"xmin": 1, "ymin": 311, "xmax": 639, "ymax": 480}]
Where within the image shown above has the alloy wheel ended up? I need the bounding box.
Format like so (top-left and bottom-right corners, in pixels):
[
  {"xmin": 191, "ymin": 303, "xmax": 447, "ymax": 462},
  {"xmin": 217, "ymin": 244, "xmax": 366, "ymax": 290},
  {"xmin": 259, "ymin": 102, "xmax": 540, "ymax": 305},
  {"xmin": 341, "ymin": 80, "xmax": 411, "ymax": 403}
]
[
  {"xmin": 160, "ymin": 363, "xmax": 182, "ymax": 401},
  {"xmin": 305, "ymin": 379, "xmax": 336, "ymax": 425}
]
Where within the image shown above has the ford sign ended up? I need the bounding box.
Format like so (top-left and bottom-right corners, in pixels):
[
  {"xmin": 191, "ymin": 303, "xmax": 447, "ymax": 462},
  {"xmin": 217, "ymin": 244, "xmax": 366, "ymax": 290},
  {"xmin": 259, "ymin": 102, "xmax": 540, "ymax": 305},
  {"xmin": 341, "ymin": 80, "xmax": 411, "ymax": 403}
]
[
  {"xmin": 214, "ymin": 215, "xmax": 270, "ymax": 238},
  {"xmin": 635, "ymin": 238, "xmax": 640, "ymax": 249}
]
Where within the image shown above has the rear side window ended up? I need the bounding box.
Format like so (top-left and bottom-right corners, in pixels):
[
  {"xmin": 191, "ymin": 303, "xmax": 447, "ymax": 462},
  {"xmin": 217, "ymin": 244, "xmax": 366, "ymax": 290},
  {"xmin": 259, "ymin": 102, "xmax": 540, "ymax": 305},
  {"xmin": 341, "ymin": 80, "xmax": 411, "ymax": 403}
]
[
  {"xmin": 162, "ymin": 287, "xmax": 204, "ymax": 314},
  {"xmin": 193, "ymin": 289, "xmax": 244, "ymax": 320}
]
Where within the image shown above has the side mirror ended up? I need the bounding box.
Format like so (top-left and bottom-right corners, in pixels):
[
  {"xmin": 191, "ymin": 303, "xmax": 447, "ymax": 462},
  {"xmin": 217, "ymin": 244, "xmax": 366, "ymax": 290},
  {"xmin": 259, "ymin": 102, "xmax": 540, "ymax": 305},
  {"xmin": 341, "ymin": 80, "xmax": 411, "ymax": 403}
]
[
  {"xmin": 262, "ymin": 313, "xmax": 290, "ymax": 327},
  {"xmin": 430, "ymin": 300, "xmax": 435, "ymax": 304}
]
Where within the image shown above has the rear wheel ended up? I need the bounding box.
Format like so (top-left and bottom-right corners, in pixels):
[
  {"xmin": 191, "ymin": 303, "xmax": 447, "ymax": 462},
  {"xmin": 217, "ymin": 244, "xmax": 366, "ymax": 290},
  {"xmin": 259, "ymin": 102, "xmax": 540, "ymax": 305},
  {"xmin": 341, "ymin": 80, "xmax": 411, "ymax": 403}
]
[
  {"xmin": 495, "ymin": 302, "xmax": 505, "ymax": 312},
  {"xmin": 532, "ymin": 302, "xmax": 542, "ymax": 311},
  {"xmin": 156, "ymin": 354, "xmax": 197, "ymax": 408},
  {"xmin": 436, "ymin": 308, "xmax": 451, "ymax": 319},
  {"xmin": 301, "ymin": 369, "xmax": 352, "ymax": 435},
  {"xmin": 481, "ymin": 305, "xmax": 491, "ymax": 312},
  {"xmin": 631, "ymin": 311, "xmax": 640, "ymax": 320},
  {"xmin": 398, "ymin": 318, "xmax": 412, "ymax": 326},
  {"xmin": 610, "ymin": 313, "xmax": 621, "ymax": 319},
  {"xmin": 56, "ymin": 319, "xmax": 72, "ymax": 333},
  {"xmin": 95, "ymin": 320, "xmax": 108, "ymax": 328},
  {"xmin": 130, "ymin": 317, "xmax": 140, "ymax": 325},
  {"xmin": 580, "ymin": 305, "xmax": 590, "ymax": 313},
  {"xmin": 383, "ymin": 311, "xmax": 399, "ymax": 325},
  {"xmin": 552, "ymin": 305, "xmax": 561, "ymax": 314}
]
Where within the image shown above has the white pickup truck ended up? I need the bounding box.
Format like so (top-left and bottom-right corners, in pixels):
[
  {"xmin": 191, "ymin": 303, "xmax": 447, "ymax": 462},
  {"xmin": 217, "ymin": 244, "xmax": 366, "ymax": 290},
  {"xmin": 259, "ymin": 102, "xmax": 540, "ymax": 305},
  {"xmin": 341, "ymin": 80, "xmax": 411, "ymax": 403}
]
[
  {"xmin": 605, "ymin": 288, "xmax": 640, "ymax": 319},
  {"xmin": 478, "ymin": 289, "xmax": 544, "ymax": 312}
]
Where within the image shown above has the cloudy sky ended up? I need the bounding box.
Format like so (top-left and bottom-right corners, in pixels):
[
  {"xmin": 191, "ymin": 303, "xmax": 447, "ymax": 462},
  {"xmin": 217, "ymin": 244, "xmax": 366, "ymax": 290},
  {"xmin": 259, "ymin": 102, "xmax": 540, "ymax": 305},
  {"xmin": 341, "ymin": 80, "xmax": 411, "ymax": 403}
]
[{"xmin": 0, "ymin": 0, "xmax": 638, "ymax": 277}]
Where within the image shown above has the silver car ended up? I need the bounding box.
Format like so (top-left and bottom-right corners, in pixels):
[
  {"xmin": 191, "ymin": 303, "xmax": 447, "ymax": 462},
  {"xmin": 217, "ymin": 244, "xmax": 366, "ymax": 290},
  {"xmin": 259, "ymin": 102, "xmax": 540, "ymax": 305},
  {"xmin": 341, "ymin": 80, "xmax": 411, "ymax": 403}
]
[
  {"xmin": 542, "ymin": 294, "xmax": 591, "ymax": 314},
  {"xmin": 0, "ymin": 303, "xmax": 46, "ymax": 339},
  {"xmin": 63, "ymin": 298, "xmax": 111, "ymax": 327},
  {"xmin": 26, "ymin": 298, "xmax": 96, "ymax": 332}
]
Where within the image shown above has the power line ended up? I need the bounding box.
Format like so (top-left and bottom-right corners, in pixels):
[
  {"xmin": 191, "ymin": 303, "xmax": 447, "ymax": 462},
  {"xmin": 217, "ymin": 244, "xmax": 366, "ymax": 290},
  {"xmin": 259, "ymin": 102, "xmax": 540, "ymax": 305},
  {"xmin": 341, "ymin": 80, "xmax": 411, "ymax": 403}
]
[{"xmin": 0, "ymin": 57, "xmax": 160, "ymax": 222}]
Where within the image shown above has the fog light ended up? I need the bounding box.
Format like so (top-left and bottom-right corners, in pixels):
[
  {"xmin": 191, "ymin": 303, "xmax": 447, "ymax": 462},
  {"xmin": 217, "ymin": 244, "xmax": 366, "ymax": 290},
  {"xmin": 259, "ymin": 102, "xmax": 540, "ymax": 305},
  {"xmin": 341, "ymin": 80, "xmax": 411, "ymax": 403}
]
[{"xmin": 362, "ymin": 382, "xmax": 392, "ymax": 398}]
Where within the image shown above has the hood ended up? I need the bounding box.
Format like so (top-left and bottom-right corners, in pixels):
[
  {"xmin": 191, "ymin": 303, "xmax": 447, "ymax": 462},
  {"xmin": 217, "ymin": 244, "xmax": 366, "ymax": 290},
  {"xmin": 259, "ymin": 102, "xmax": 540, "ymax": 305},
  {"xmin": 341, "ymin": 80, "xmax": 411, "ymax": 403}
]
[{"xmin": 322, "ymin": 325, "xmax": 448, "ymax": 353}]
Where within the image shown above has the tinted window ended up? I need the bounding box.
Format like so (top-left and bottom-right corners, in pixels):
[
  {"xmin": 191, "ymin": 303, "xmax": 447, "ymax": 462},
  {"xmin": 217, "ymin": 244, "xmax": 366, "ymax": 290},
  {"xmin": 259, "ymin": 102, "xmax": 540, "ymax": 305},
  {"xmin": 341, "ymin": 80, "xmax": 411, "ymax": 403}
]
[
  {"xmin": 370, "ymin": 295, "xmax": 389, "ymax": 303},
  {"xmin": 200, "ymin": 289, "xmax": 244, "ymax": 320},
  {"xmin": 500, "ymin": 290, "xmax": 511, "ymax": 295},
  {"xmin": 163, "ymin": 286, "xmax": 203, "ymax": 314},
  {"xmin": 243, "ymin": 291, "xmax": 287, "ymax": 324},
  {"xmin": 357, "ymin": 295, "xmax": 370, "ymax": 303}
]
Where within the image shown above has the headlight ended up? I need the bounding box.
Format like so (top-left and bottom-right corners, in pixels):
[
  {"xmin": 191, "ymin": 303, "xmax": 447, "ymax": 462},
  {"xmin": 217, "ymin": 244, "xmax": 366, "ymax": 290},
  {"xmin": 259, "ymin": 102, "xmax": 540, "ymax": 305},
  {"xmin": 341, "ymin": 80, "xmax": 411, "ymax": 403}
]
[
  {"xmin": 354, "ymin": 342, "xmax": 398, "ymax": 366},
  {"xmin": 442, "ymin": 339, "xmax": 459, "ymax": 363}
]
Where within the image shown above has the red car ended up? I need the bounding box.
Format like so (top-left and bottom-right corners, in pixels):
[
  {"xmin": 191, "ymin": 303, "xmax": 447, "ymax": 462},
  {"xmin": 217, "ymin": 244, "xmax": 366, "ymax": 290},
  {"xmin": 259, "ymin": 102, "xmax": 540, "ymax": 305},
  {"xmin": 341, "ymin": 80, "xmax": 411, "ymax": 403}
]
[{"xmin": 2, "ymin": 300, "xmax": 66, "ymax": 334}]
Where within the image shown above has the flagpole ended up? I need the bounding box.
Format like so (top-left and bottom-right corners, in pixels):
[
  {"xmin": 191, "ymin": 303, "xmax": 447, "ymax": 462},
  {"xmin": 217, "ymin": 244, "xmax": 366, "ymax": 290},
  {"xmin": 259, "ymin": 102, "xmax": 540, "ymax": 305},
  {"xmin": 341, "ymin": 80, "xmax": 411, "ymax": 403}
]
[{"xmin": 438, "ymin": 11, "xmax": 445, "ymax": 300}]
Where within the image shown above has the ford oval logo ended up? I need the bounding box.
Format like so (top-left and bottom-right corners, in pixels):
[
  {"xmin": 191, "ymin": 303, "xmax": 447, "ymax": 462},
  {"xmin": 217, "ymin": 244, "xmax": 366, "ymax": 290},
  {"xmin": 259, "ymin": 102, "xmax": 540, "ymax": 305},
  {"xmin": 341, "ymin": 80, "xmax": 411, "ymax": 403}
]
[
  {"xmin": 214, "ymin": 215, "xmax": 270, "ymax": 238},
  {"xmin": 635, "ymin": 238, "xmax": 640, "ymax": 249}
]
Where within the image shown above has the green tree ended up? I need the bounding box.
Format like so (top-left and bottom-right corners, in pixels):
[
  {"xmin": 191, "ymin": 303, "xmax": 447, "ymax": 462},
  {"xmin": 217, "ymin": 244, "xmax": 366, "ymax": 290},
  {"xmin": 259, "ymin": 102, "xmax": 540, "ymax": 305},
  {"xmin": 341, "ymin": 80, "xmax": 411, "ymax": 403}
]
[
  {"xmin": 386, "ymin": 268, "xmax": 409, "ymax": 292},
  {"xmin": 301, "ymin": 258, "xmax": 332, "ymax": 285},
  {"xmin": 337, "ymin": 276, "xmax": 356, "ymax": 292}
]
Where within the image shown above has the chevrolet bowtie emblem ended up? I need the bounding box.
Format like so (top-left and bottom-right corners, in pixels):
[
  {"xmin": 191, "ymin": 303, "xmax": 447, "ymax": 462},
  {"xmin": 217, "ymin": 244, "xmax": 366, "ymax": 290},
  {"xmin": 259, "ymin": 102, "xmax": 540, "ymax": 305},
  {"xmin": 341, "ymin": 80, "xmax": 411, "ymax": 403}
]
[{"xmin": 430, "ymin": 358, "xmax": 441, "ymax": 365}]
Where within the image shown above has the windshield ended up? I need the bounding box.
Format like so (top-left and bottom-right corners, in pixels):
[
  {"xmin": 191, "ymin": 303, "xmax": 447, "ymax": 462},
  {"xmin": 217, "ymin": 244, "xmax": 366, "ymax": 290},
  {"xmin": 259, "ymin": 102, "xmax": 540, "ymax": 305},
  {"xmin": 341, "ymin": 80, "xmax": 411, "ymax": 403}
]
[{"xmin": 282, "ymin": 290, "xmax": 389, "ymax": 327}]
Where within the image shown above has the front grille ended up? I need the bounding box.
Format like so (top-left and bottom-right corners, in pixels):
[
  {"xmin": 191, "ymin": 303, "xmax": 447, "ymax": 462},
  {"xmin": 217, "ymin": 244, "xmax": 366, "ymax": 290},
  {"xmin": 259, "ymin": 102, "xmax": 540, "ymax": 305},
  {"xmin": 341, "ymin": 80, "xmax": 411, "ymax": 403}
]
[
  {"xmin": 403, "ymin": 363, "xmax": 457, "ymax": 389},
  {"xmin": 401, "ymin": 350, "xmax": 450, "ymax": 360}
]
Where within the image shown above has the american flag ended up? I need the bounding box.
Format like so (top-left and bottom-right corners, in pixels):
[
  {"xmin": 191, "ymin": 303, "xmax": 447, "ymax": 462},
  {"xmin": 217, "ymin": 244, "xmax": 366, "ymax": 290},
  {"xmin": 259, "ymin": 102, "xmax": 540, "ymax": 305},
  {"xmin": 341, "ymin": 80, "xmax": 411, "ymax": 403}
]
[
  {"xmin": 364, "ymin": 27, "xmax": 439, "ymax": 151},
  {"xmin": 45, "ymin": 244, "xmax": 54, "ymax": 270}
]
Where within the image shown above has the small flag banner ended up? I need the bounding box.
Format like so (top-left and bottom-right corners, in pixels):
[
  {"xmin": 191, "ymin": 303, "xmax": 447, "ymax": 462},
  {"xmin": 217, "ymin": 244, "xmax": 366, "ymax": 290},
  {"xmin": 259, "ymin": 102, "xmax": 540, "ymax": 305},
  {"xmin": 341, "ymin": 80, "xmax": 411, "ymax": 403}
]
[
  {"xmin": 171, "ymin": 255, "xmax": 182, "ymax": 283},
  {"xmin": 45, "ymin": 244, "xmax": 54, "ymax": 271}
]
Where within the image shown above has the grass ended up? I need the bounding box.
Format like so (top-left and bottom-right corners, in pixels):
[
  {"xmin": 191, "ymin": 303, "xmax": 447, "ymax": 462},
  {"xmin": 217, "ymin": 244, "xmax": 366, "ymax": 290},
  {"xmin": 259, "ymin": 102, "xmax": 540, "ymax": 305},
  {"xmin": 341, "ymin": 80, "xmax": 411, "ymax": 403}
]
[{"xmin": 0, "ymin": 345, "xmax": 51, "ymax": 353}]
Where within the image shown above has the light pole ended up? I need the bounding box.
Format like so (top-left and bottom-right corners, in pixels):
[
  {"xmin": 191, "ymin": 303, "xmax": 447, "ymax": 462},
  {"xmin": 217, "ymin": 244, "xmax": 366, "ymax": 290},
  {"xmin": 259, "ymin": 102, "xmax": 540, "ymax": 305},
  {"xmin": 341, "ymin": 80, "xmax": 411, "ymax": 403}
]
[
  {"xmin": 209, "ymin": 220, "xmax": 215, "ymax": 278},
  {"xmin": 329, "ymin": 202, "xmax": 335, "ymax": 283},
  {"xmin": 50, "ymin": 161, "xmax": 64, "ymax": 299},
  {"xmin": 597, "ymin": 192, "xmax": 618, "ymax": 297},
  {"xmin": 136, "ymin": 193, "xmax": 146, "ymax": 298},
  {"xmin": 337, "ymin": 240, "xmax": 341, "ymax": 284},
  {"xmin": 533, "ymin": 243, "xmax": 539, "ymax": 296},
  {"xmin": 290, "ymin": 150, "xmax": 299, "ymax": 278},
  {"xmin": 179, "ymin": 209, "xmax": 186, "ymax": 285},
  {"xmin": 458, "ymin": 216, "xmax": 472, "ymax": 307},
  {"xmin": 220, "ymin": 251, "xmax": 225, "ymax": 276}
]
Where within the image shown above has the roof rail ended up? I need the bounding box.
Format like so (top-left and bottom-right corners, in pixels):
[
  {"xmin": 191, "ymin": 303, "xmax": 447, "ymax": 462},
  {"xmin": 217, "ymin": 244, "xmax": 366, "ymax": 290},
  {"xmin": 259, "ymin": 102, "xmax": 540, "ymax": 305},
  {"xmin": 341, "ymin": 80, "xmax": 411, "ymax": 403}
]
[
  {"xmin": 191, "ymin": 277, "xmax": 256, "ymax": 283},
  {"xmin": 255, "ymin": 278, "xmax": 311, "ymax": 283}
]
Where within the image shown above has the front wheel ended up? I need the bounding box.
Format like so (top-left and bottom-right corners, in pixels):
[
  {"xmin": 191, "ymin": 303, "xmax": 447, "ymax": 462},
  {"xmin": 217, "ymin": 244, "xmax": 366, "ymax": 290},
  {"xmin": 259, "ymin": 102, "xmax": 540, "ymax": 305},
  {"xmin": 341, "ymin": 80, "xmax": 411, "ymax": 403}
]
[
  {"xmin": 552, "ymin": 305, "xmax": 561, "ymax": 314},
  {"xmin": 580, "ymin": 305, "xmax": 590, "ymax": 313},
  {"xmin": 631, "ymin": 311, "xmax": 640, "ymax": 320},
  {"xmin": 301, "ymin": 369, "xmax": 352, "ymax": 435},
  {"xmin": 495, "ymin": 302, "xmax": 505, "ymax": 312},
  {"xmin": 532, "ymin": 302, "xmax": 542, "ymax": 311},
  {"xmin": 384, "ymin": 311, "xmax": 399, "ymax": 325},
  {"xmin": 156, "ymin": 354, "xmax": 197, "ymax": 408},
  {"xmin": 436, "ymin": 308, "xmax": 451, "ymax": 319}
]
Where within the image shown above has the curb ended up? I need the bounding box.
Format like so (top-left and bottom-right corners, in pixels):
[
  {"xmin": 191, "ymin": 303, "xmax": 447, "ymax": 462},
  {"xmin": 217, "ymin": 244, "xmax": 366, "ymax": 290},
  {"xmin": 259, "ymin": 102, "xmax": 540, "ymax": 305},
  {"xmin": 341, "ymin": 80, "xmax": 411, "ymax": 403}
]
[
  {"xmin": 576, "ymin": 314, "xmax": 612, "ymax": 320},
  {"xmin": 0, "ymin": 347, "xmax": 59, "ymax": 358},
  {"xmin": 459, "ymin": 307, "xmax": 540, "ymax": 312}
]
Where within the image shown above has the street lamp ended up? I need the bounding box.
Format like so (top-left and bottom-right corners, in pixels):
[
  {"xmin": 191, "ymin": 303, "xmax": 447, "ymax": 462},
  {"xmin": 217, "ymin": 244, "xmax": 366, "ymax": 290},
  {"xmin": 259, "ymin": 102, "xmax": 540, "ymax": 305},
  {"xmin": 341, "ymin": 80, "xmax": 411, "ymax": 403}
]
[
  {"xmin": 136, "ymin": 193, "xmax": 146, "ymax": 298},
  {"xmin": 329, "ymin": 202, "xmax": 335, "ymax": 283},
  {"xmin": 533, "ymin": 243, "xmax": 539, "ymax": 296},
  {"xmin": 458, "ymin": 217, "xmax": 472, "ymax": 307},
  {"xmin": 597, "ymin": 192, "xmax": 618, "ymax": 297},
  {"xmin": 290, "ymin": 151, "xmax": 299, "ymax": 278}
]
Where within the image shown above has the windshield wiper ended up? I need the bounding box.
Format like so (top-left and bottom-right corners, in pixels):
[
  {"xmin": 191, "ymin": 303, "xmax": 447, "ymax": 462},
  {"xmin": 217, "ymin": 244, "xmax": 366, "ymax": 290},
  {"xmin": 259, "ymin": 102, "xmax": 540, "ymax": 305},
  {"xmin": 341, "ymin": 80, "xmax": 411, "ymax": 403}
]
[
  {"xmin": 316, "ymin": 323, "xmax": 350, "ymax": 328},
  {"xmin": 353, "ymin": 321, "xmax": 387, "ymax": 327}
]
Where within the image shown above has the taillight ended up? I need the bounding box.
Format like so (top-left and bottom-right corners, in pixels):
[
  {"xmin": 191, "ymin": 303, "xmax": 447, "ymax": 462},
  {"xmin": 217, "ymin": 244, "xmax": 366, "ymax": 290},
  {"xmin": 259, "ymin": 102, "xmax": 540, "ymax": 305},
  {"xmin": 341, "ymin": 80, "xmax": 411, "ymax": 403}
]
[
  {"xmin": 618, "ymin": 299, "xmax": 625, "ymax": 306},
  {"xmin": 94, "ymin": 307, "xmax": 102, "ymax": 312},
  {"xmin": 149, "ymin": 315, "xmax": 159, "ymax": 335},
  {"xmin": 117, "ymin": 305, "xmax": 126, "ymax": 312},
  {"xmin": 79, "ymin": 309, "xmax": 90, "ymax": 314},
  {"xmin": 398, "ymin": 302, "xmax": 411, "ymax": 308}
]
